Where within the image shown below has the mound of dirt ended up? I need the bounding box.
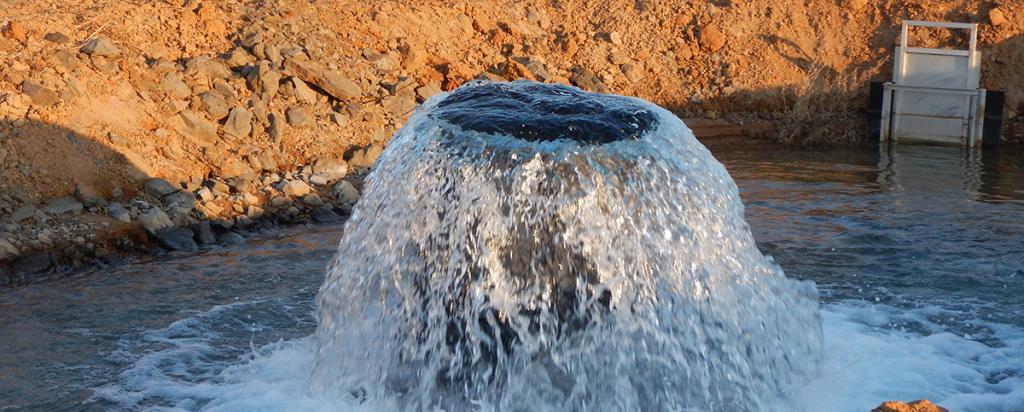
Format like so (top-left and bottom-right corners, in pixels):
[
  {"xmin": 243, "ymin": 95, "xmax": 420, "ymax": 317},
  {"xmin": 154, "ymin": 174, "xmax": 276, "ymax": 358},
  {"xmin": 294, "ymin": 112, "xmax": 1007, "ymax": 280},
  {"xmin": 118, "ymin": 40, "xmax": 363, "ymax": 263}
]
[{"xmin": 0, "ymin": 0, "xmax": 1022, "ymax": 272}]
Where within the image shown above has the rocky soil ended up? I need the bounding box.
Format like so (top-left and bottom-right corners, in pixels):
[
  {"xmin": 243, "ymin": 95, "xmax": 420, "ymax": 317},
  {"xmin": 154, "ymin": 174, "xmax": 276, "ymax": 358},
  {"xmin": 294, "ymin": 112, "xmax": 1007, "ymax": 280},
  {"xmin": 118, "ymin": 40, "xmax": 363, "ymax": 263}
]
[{"xmin": 1, "ymin": 0, "xmax": 1023, "ymax": 281}]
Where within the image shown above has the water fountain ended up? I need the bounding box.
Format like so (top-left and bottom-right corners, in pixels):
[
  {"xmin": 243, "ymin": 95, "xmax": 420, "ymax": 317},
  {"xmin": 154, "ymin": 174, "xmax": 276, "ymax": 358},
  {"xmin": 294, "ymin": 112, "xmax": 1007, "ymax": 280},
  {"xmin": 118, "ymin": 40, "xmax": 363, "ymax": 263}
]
[{"xmin": 311, "ymin": 81, "xmax": 823, "ymax": 411}]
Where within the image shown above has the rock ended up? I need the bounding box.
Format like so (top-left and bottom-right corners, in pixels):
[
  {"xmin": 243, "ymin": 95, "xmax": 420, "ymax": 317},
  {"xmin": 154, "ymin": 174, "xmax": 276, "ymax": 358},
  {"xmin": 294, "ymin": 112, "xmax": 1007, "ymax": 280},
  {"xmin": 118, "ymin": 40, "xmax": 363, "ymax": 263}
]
[
  {"xmin": 220, "ymin": 158, "xmax": 253, "ymax": 178},
  {"xmin": 286, "ymin": 106, "xmax": 310, "ymax": 127},
  {"xmin": 311, "ymin": 206, "xmax": 341, "ymax": 223},
  {"xmin": 75, "ymin": 183, "xmax": 104, "ymax": 207},
  {"xmin": 80, "ymin": 36, "xmax": 122, "ymax": 57},
  {"xmin": 268, "ymin": 112, "xmax": 285, "ymax": 143},
  {"xmin": 292, "ymin": 77, "xmax": 318, "ymax": 104},
  {"xmin": 161, "ymin": 73, "xmax": 191, "ymax": 99},
  {"xmin": 257, "ymin": 151, "xmax": 278, "ymax": 172},
  {"xmin": 871, "ymin": 400, "xmax": 948, "ymax": 412},
  {"xmin": 989, "ymin": 8, "xmax": 1007, "ymax": 26},
  {"xmin": 226, "ymin": 47, "xmax": 254, "ymax": 67},
  {"xmin": 312, "ymin": 158, "xmax": 348, "ymax": 181},
  {"xmin": 153, "ymin": 228, "xmax": 198, "ymax": 251},
  {"xmin": 194, "ymin": 221, "xmax": 216, "ymax": 245},
  {"xmin": 204, "ymin": 179, "xmax": 231, "ymax": 195},
  {"xmin": 333, "ymin": 180, "xmax": 360, "ymax": 206},
  {"xmin": 609, "ymin": 31, "xmax": 622, "ymax": 45},
  {"xmin": 21, "ymin": 80, "xmax": 60, "ymax": 106},
  {"xmin": 383, "ymin": 92, "xmax": 418, "ymax": 119},
  {"xmin": 185, "ymin": 56, "xmax": 231, "ymax": 79},
  {"xmin": 301, "ymin": 193, "xmax": 324, "ymax": 207},
  {"xmin": 570, "ymin": 66, "xmax": 610, "ymax": 93},
  {"xmin": 144, "ymin": 178, "xmax": 179, "ymax": 198},
  {"xmin": 199, "ymin": 91, "xmax": 230, "ymax": 120},
  {"xmin": 2, "ymin": 21, "xmax": 27, "ymax": 42},
  {"xmin": 223, "ymin": 107, "xmax": 254, "ymax": 138},
  {"xmin": 846, "ymin": 0, "xmax": 869, "ymax": 11},
  {"xmin": 178, "ymin": 111, "xmax": 218, "ymax": 144},
  {"xmin": 416, "ymin": 82, "xmax": 443, "ymax": 100},
  {"xmin": 285, "ymin": 57, "xmax": 361, "ymax": 100},
  {"xmin": 43, "ymin": 32, "xmax": 69, "ymax": 44},
  {"xmin": 248, "ymin": 60, "xmax": 281, "ymax": 102},
  {"xmin": 281, "ymin": 180, "xmax": 312, "ymax": 198},
  {"xmin": 621, "ymin": 63, "xmax": 644, "ymax": 83},
  {"xmin": 162, "ymin": 191, "xmax": 196, "ymax": 211},
  {"xmin": 106, "ymin": 202, "xmax": 131, "ymax": 223},
  {"xmin": 138, "ymin": 208, "xmax": 173, "ymax": 234},
  {"xmin": 43, "ymin": 196, "xmax": 84, "ymax": 215},
  {"xmin": 700, "ymin": 26, "xmax": 726, "ymax": 52},
  {"xmin": 218, "ymin": 231, "xmax": 245, "ymax": 245},
  {"xmin": 0, "ymin": 239, "xmax": 19, "ymax": 261},
  {"xmin": 12, "ymin": 205, "xmax": 36, "ymax": 222},
  {"xmin": 196, "ymin": 187, "xmax": 214, "ymax": 201},
  {"xmin": 246, "ymin": 205, "xmax": 264, "ymax": 218}
]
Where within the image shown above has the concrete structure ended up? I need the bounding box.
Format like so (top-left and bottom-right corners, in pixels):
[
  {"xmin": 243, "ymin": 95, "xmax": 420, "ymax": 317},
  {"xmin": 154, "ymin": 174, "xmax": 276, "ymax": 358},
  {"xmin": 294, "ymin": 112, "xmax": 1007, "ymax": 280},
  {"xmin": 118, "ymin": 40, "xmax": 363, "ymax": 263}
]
[{"xmin": 880, "ymin": 20, "xmax": 987, "ymax": 146}]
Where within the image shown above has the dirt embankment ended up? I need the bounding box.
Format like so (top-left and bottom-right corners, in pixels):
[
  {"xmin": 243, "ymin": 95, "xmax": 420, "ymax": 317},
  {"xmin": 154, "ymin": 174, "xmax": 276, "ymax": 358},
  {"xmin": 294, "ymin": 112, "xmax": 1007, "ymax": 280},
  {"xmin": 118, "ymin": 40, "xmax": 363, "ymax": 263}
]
[{"xmin": 0, "ymin": 0, "xmax": 1022, "ymax": 277}]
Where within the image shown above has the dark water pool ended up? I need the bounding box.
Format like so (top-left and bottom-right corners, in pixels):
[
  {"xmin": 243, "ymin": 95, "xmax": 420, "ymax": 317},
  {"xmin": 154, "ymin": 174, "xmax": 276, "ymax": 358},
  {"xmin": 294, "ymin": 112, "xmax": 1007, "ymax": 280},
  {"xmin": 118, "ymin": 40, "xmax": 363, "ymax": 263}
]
[{"xmin": 1, "ymin": 143, "xmax": 1022, "ymax": 411}]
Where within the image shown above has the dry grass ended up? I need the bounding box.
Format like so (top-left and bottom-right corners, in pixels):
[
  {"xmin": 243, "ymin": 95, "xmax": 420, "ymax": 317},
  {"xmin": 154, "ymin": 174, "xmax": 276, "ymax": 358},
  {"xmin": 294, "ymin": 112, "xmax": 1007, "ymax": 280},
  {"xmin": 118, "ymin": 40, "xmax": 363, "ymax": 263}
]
[{"xmin": 776, "ymin": 65, "xmax": 873, "ymax": 146}]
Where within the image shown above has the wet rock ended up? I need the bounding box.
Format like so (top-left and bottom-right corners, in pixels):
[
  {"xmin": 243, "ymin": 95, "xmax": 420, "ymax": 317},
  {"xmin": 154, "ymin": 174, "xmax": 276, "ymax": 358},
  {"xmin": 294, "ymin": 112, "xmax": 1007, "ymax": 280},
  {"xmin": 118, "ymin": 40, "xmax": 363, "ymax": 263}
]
[
  {"xmin": 161, "ymin": 73, "xmax": 191, "ymax": 99},
  {"xmin": 218, "ymin": 231, "xmax": 245, "ymax": 245},
  {"xmin": 286, "ymin": 106, "xmax": 310, "ymax": 127},
  {"xmin": 0, "ymin": 239, "xmax": 19, "ymax": 261},
  {"xmin": 223, "ymin": 107, "xmax": 254, "ymax": 138},
  {"xmin": 178, "ymin": 111, "xmax": 218, "ymax": 144},
  {"xmin": 872, "ymin": 400, "xmax": 948, "ymax": 412},
  {"xmin": 12, "ymin": 205, "xmax": 36, "ymax": 222},
  {"xmin": 311, "ymin": 206, "xmax": 341, "ymax": 223},
  {"xmin": 199, "ymin": 91, "xmax": 230, "ymax": 120},
  {"xmin": 144, "ymin": 178, "xmax": 179, "ymax": 198},
  {"xmin": 332, "ymin": 180, "xmax": 360, "ymax": 206},
  {"xmin": 80, "ymin": 36, "xmax": 122, "ymax": 57},
  {"xmin": 700, "ymin": 26, "xmax": 726, "ymax": 52},
  {"xmin": 106, "ymin": 202, "xmax": 131, "ymax": 223},
  {"xmin": 285, "ymin": 57, "xmax": 361, "ymax": 100},
  {"xmin": 138, "ymin": 208, "xmax": 174, "ymax": 234},
  {"xmin": 21, "ymin": 80, "xmax": 60, "ymax": 106},
  {"xmin": 43, "ymin": 32, "xmax": 69, "ymax": 44},
  {"xmin": 301, "ymin": 193, "xmax": 324, "ymax": 207},
  {"xmin": 43, "ymin": 196, "xmax": 84, "ymax": 215},
  {"xmin": 194, "ymin": 221, "xmax": 216, "ymax": 245},
  {"xmin": 281, "ymin": 180, "xmax": 312, "ymax": 198},
  {"xmin": 2, "ymin": 21, "xmax": 27, "ymax": 42},
  {"xmin": 153, "ymin": 228, "xmax": 198, "ymax": 251}
]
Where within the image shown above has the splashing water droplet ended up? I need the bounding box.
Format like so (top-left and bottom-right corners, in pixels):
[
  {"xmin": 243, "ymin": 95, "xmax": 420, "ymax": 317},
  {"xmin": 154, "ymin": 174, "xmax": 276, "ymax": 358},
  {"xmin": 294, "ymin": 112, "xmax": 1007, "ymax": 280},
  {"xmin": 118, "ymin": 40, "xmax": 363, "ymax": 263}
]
[{"xmin": 311, "ymin": 81, "xmax": 823, "ymax": 410}]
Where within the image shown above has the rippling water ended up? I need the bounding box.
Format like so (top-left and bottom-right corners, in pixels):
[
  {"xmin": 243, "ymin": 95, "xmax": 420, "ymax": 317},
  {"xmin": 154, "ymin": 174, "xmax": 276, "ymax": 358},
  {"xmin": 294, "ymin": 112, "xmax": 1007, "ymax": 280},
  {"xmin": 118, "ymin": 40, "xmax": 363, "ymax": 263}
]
[{"xmin": 1, "ymin": 143, "xmax": 1022, "ymax": 411}]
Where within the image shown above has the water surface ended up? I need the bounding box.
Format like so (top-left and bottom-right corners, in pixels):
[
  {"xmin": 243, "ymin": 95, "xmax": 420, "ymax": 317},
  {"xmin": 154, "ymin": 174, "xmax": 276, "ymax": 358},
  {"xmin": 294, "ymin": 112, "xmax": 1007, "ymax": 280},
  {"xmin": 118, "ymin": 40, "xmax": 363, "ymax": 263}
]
[{"xmin": 1, "ymin": 143, "xmax": 1022, "ymax": 411}]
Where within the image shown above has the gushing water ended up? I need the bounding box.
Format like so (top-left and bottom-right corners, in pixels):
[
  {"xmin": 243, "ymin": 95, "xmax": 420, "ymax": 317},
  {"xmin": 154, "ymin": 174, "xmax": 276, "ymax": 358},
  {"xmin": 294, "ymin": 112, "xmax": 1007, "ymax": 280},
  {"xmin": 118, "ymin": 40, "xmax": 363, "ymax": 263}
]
[{"xmin": 312, "ymin": 81, "xmax": 823, "ymax": 411}]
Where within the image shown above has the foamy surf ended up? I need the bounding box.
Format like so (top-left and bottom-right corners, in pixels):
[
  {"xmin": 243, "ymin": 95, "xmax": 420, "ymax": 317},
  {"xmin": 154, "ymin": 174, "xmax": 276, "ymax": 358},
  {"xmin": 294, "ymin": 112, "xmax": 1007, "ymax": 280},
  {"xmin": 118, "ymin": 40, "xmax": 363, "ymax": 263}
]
[{"xmin": 88, "ymin": 301, "xmax": 1024, "ymax": 411}]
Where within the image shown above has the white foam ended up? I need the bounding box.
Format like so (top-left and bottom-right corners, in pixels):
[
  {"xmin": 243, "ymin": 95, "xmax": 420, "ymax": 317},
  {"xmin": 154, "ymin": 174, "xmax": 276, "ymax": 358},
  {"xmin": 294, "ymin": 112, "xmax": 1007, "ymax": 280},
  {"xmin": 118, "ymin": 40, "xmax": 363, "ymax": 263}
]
[
  {"xmin": 792, "ymin": 303, "xmax": 1024, "ymax": 412},
  {"xmin": 93, "ymin": 301, "xmax": 1024, "ymax": 411}
]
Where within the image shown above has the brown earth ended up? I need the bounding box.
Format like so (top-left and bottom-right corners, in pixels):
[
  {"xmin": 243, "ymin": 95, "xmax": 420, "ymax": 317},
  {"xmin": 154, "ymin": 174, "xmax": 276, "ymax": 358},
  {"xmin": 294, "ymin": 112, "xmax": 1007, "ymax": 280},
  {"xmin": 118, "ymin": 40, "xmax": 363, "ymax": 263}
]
[{"xmin": 0, "ymin": 0, "xmax": 1022, "ymax": 275}]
